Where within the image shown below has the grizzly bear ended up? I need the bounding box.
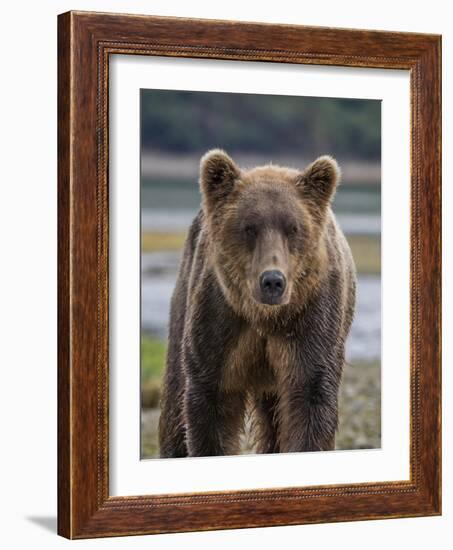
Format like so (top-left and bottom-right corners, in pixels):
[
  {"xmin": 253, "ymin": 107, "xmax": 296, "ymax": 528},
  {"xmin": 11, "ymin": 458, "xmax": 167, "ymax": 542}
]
[{"xmin": 158, "ymin": 150, "xmax": 356, "ymax": 457}]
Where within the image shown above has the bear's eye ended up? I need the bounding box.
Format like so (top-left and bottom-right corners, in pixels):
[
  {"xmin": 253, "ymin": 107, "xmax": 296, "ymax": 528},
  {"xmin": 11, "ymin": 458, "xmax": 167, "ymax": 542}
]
[
  {"xmin": 244, "ymin": 224, "xmax": 257, "ymax": 237},
  {"xmin": 288, "ymin": 224, "xmax": 298, "ymax": 235}
]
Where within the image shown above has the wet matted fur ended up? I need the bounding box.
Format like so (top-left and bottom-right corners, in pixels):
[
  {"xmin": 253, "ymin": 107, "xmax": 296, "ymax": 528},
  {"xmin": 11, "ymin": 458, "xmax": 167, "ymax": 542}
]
[{"xmin": 159, "ymin": 150, "xmax": 356, "ymax": 457}]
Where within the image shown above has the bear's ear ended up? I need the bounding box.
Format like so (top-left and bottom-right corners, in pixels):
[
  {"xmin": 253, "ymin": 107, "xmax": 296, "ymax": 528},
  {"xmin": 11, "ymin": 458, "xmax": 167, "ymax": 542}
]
[
  {"xmin": 298, "ymin": 156, "xmax": 341, "ymax": 205},
  {"xmin": 200, "ymin": 149, "xmax": 240, "ymax": 210}
]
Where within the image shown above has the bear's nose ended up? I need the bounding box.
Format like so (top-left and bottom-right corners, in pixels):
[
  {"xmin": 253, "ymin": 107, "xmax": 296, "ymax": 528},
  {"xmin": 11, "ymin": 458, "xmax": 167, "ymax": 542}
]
[{"xmin": 259, "ymin": 270, "xmax": 286, "ymax": 300}]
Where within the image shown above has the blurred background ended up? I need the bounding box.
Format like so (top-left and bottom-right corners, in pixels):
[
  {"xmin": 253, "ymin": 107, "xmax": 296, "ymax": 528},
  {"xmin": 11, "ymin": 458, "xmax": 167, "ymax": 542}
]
[{"xmin": 140, "ymin": 89, "xmax": 381, "ymax": 458}]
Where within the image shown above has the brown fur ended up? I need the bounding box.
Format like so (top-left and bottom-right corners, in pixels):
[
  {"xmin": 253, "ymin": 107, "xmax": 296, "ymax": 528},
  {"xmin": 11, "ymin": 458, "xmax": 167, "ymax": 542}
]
[{"xmin": 159, "ymin": 149, "xmax": 356, "ymax": 457}]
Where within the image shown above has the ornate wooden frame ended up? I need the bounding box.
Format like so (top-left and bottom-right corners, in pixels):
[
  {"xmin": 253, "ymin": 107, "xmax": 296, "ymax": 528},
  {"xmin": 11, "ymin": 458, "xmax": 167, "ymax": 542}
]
[{"xmin": 57, "ymin": 10, "xmax": 441, "ymax": 539}]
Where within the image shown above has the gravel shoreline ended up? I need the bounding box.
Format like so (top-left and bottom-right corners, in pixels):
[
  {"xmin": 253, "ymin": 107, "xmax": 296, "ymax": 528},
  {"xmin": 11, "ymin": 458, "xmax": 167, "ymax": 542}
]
[{"xmin": 141, "ymin": 360, "xmax": 381, "ymax": 458}]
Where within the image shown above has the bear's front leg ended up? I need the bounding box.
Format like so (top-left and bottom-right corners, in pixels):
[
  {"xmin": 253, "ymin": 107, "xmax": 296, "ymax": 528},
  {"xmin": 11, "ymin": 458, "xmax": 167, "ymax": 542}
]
[
  {"xmin": 268, "ymin": 292, "xmax": 346, "ymax": 453},
  {"xmin": 180, "ymin": 270, "xmax": 248, "ymax": 457},
  {"xmin": 275, "ymin": 348, "xmax": 342, "ymax": 452},
  {"xmin": 184, "ymin": 380, "xmax": 245, "ymax": 456}
]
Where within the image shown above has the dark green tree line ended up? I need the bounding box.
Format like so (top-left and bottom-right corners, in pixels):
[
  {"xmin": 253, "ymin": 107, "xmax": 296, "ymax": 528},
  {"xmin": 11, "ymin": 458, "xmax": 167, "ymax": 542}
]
[{"xmin": 141, "ymin": 89, "xmax": 380, "ymax": 161}]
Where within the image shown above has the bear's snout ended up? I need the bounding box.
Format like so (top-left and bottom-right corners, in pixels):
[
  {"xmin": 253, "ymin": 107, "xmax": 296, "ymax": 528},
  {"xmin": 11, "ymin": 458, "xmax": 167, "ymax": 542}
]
[{"xmin": 259, "ymin": 270, "xmax": 286, "ymax": 305}]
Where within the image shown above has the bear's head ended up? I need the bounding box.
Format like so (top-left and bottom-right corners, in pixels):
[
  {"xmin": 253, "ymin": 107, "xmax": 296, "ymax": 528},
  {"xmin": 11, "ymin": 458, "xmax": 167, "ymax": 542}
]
[{"xmin": 200, "ymin": 149, "xmax": 340, "ymax": 313}]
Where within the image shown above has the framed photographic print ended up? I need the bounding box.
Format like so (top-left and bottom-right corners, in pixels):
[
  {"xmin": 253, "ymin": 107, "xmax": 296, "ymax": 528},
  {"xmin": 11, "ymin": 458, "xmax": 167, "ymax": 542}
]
[{"xmin": 58, "ymin": 11, "xmax": 441, "ymax": 538}]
